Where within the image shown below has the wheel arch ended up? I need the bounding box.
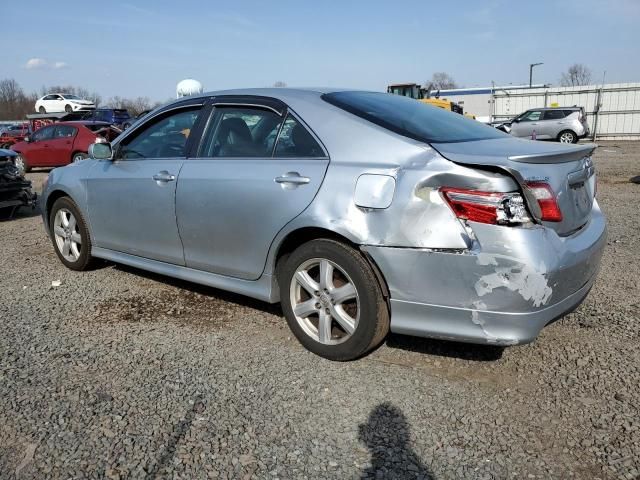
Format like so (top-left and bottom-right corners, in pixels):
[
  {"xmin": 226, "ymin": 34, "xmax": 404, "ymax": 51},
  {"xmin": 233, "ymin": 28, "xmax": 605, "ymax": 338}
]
[
  {"xmin": 557, "ymin": 129, "xmax": 578, "ymax": 143},
  {"xmin": 272, "ymin": 226, "xmax": 390, "ymax": 301},
  {"xmin": 45, "ymin": 189, "xmax": 72, "ymax": 222}
]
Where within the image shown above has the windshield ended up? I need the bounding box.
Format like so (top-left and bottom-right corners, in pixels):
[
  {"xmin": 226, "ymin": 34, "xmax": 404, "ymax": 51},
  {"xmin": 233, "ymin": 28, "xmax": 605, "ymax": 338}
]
[
  {"xmin": 63, "ymin": 94, "xmax": 81, "ymax": 100},
  {"xmin": 322, "ymin": 91, "xmax": 506, "ymax": 144}
]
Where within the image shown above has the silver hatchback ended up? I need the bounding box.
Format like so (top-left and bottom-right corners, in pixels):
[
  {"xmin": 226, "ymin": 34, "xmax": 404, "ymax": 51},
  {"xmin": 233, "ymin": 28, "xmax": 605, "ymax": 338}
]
[
  {"xmin": 507, "ymin": 107, "xmax": 590, "ymax": 143},
  {"xmin": 41, "ymin": 89, "xmax": 606, "ymax": 360}
]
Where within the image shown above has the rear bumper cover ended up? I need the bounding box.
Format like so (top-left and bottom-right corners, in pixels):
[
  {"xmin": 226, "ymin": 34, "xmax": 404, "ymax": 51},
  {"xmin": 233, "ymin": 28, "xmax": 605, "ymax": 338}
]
[{"xmin": 362, "ymin": 202, "xmax": 607, "ymax": 345}]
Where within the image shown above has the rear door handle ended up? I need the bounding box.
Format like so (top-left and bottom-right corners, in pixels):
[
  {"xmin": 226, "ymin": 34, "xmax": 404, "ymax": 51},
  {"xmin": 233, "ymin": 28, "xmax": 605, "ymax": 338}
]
[
  {"xmin": 275, "ymin": 172, "xmax": 310, "ymax": 186},
  {"xmin": 153, "ymin": 171, "xmax": 176, "ymax": 183}
]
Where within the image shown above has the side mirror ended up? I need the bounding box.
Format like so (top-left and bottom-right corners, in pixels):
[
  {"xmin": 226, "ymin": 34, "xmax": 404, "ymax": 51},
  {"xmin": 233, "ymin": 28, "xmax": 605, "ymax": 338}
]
[
  {"xmin": 512, "ymin": 118, "xmax": 520, "ymax": 123},
  {"xmin": 24, "ymin": 136, "xmax": 30, "ymax": 143},
  {"xmin": 89, "ymin": 142, "xmax": 113, "ymax": 160}
]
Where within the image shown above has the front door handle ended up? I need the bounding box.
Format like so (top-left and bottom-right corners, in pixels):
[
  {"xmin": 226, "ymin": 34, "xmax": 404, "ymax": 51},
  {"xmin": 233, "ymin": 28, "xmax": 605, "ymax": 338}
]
[
  {"xmin": 153, "ymin": 171, "xmax": 176, "ymax": 183},
  {"xmin": 275, "ymin": 172, "xmax": 310, "ymax": 186}
]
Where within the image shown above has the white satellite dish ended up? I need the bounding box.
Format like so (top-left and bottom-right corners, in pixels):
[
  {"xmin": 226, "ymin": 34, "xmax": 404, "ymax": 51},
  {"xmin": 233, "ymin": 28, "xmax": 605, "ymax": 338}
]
[{"xmin": 176, "ymin": 79, "xmax": 204, "ymax": 99}]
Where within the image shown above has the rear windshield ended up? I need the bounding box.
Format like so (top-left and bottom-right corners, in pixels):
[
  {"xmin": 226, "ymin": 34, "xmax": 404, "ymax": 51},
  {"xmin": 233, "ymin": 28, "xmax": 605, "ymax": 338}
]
[{"xmin": 322, "ymin": 91, "xmax": 506, "ymax": 143}]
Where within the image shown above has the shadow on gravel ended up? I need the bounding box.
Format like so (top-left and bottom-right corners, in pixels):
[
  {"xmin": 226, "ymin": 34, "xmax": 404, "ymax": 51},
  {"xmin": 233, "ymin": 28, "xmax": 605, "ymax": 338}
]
[
  {"xmin": 145, "ymin": 395, "xmax": 205, "ymax": 479},
  {"xmin": 385, "ymin": 334, "xmax": 504, "ymax": 362},
  {"xmin": 113, "ymin": 263, "xmax": 283, "ymax": 317},
  {"xmin": 359, "ymin": 403, "xmax": 434, "ymax": 479}
]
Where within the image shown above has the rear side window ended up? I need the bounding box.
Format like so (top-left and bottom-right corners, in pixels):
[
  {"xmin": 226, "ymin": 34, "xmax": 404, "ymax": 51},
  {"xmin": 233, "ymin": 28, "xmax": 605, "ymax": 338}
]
[
  {"xmin": 322, "ymin": 91, "xmax": 505, "ymax": 143},
  {"xmin": 198, "ymin": 107, "xmax": 283, "ymax": 158},
  {"xmin": 274, "ymin": 115, "xmax": 324, "ymax": 157},
  {"xmin": 542, "ymin": 110, "xmax": 566, "ymax": 120},
  {"xmin": 54, "ymin": 125, "xmax": 77, "ymax": 138}
]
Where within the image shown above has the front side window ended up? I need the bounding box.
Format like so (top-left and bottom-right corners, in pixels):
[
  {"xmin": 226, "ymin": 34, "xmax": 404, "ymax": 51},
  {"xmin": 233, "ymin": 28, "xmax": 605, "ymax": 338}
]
[
  {"xmin": 520, "ymin": 110, "xmax": 542, "ymax": 122},
  {"xmin": 119, "ymin": 107, "xmax": 201, "ymax": 159},
  {"xmin": 323, "ymin": 91, "xmax": 505, "ymax": 144},
  {"xmin": 32, "ymin": 126, "xmax": 54, "ymax": 141},
  {"xmin": 274, "ymin": 115, "xmax": 324, "ymax": 157},
  {"xmin": 198, "ymin": 107, "xmax": 283, "ymax": 157},
  {"xmin": 54, "ymin": 125, "xmax": 77, "ymax": 138}
]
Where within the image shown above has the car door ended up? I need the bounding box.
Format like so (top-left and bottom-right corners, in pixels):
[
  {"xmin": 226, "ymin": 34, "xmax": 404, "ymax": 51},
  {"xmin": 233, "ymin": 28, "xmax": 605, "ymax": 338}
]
[
  {"xmin": 24, "ymin": 125, "xmax": 55, "ymax": 167},
  {"xmin": 510, "ymin": 110, "xmax": 542, "ymax": 138},
  {"xmin": 46, "ymin": 95, "xmax": 63, "ymax": 112},
  {"xmin": 176, "ymin": 98, "xmax": 330, "ymax": 280},
  {"xmin": 538, "ymin": 109, "xmax": 566, "ymax": 139},
  {"xmin": 48, "ymin": 125, "xmax": 78, "ymax": 166},
  {"xmin": 86, "ymin": 102, "xmax": 204, "ymax": 265}
]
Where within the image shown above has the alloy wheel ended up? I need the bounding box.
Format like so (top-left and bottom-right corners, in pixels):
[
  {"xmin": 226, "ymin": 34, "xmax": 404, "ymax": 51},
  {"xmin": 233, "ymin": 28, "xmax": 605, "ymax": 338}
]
[
  {"xmin": 53, "ymin": 208, "xmax": 82, "ymax": 262},
  {"xmin": 289, "ymin": 258, "xmax": 360, "ymax": 345},
  {"xmin": 559, "ymin": 132, "xmax": 575, "ymax": 143},
  {"xmin": 14, "ymin": 155, "xmax": 26, "ymax": 176}
]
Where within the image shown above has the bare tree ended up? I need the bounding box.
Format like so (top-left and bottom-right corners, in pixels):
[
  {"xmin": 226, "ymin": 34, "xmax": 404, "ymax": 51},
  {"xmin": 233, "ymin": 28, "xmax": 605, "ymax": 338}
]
[
  {"xmin": 273, "ymin": 81, "xmax": 287, "ymax": 88},
  {"xmin": 0, "ymin": 79, "xmax": 36, "ymax": 120},
  {"xmin": 103, "ymin": 96, "xmax": 161, "ymax": 116},
  {"xmin": 560, "ymin": 64, "xmax": 592, "ymax": 87},
  {"xmin": 425, "ymin": 72, "xmax": 458, "ymax": 91}
]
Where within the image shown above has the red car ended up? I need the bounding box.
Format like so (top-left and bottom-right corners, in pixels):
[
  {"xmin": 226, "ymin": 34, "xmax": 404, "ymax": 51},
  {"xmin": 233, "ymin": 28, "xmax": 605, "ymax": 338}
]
[
  {"xmin": 0, "ymin": 123, "xmax": 30, "ymax": 149},
  {"xmin": 11, "ymin": 121, "xmax": 120, "ymax": 174}
]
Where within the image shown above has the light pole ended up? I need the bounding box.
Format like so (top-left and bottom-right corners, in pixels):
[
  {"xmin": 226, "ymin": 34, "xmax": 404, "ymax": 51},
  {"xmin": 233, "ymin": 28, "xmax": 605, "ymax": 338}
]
[{"xmin": 529, "ymin": 62, "xmax": 543, "ymax": 88}]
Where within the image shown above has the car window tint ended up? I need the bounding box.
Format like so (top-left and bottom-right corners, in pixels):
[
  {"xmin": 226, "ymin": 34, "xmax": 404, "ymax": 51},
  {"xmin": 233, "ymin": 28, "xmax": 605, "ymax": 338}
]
[
  {"xmin": 564, "ymin": 110, "xmax": 577, "ymax": 117},
  {"xmin": 198, "ymin": 107, "xmax": 283, "ymax": 158},
  {"xmin": 543, "ymin": 110, "xmax": 566, "ymax": 120},
  {"xmin": 521, "ymin": 111, "xmax": 542, "ymax": 122},
  {"xmin": 54, "ymin": 125, "xmax": 77, "ymax": 138},
  {"xmin": 274, "ymin": 115, "xmax": 324, "ymax": 157},
  {"xmin": 322, "ymin": 91, "xmax": 505, "ymax": 144},
  {"xmin": 119, "ymin": 107, "xmax": 201, "ymax": 159},
  {"xmin": 32, "ymin": 126, "xmax": 54, "ymax": 141}
]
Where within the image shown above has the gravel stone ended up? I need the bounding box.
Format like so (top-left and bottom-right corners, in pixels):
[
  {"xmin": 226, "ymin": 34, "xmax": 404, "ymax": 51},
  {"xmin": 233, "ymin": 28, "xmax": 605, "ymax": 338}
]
[{"xmin": 0, "ymin": 141, "xmax": 638, "ymax": 479}]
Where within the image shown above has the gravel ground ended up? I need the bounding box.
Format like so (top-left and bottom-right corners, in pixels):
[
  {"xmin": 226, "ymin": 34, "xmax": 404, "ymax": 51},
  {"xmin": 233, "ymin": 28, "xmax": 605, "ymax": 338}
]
[{"xmin": 1, "ymin": 141, "xmax": 638, "ymax": 479}]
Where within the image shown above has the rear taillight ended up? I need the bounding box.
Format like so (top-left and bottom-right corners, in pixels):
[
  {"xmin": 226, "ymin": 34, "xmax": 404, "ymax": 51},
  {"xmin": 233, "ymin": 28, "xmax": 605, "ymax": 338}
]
[
  {"xmin": 440, "ymin": 187, "xmax": 530, "ymax": 225},
  {"xmin": 525, "ymin": 182, "xmax": 563, "ymax": 222}
]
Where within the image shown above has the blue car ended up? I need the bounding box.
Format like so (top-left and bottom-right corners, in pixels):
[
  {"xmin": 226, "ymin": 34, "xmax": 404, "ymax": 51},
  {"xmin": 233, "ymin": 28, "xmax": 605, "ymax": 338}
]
[{"xmin": 82, "ymin": 109, "xmax": 132, "ymax": 129}]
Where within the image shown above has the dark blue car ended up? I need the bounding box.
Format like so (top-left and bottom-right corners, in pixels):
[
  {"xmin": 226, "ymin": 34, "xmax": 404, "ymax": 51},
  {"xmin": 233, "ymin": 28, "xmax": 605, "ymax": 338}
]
[{"xmin": 82, "ymin": 109, "xmax": 132, "ymax": 129}]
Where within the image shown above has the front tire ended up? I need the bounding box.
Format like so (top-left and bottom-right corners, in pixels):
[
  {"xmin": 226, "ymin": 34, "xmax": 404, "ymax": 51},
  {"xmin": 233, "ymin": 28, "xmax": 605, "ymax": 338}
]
[
  {"xmin": 49, "ymin": 197, "xmax": 94, "ymax": 271},
  {"xmin": 558, "ymin": 130, "xmax": 577, "ymax": 144},
  {"xmin": 64, "ymin": 104, "xmax": 72, "ymax": 113},
  {"xmin": 72, "ymin": 152, "xmax": 87, "ymax": 163},
  {"xmin": 279, "ymin": 239, "xmax": 389, "ymax": 361}
]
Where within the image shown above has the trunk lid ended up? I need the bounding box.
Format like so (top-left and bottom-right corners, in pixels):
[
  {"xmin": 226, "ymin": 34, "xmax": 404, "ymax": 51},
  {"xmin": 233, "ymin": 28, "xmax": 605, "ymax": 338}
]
[{"xmin": 431, "ymin": 137, "xmax": 597, "ymax": 236}]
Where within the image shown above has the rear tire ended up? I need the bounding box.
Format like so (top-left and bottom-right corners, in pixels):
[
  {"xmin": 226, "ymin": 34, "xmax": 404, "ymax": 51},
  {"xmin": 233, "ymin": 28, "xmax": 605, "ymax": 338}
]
[
  {"xmin": 279, "ymin": 239, "xmax": 389, "ymax": 361},
  {"xmin": 49, "ymin": 197, "xmax": 95, "ymax": 271},
  {"xmin": 38, "ymin": 106, "xmax": 46, "ymax": 113},
  {"xmin": 71, "ymin": 152, "xmax": 87, "ymax": 163},
  {"xmin": 558, "ymin": 130, "xmax": 578, "ymax": 144}
]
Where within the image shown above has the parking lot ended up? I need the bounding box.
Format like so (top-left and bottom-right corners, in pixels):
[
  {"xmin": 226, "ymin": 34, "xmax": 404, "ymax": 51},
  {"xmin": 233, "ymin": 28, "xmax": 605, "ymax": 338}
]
[{"xmin": 0, "ymin": 141, "xmax": 638, "ymax": 479}]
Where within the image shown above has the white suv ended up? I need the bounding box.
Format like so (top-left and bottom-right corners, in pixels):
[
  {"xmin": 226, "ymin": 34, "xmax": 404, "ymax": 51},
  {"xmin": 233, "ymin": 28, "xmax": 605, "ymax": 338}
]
[
  {"xmin": 503, "ymin": 107, "xmax": 590, "ymax": 143},
  {"xmin": 35, "ymin": 94, "xmax": 96, "ymax": 114}
]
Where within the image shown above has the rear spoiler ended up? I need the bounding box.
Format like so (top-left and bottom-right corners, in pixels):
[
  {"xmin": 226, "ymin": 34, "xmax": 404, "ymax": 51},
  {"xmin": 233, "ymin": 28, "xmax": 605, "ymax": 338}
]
[{"xmin": 508, "ymin": 144, "xmax": 596, "ymax": 164}]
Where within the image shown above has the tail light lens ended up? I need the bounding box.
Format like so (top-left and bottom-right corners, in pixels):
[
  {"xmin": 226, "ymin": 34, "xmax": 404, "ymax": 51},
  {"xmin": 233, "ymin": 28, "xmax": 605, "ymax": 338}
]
[
  {"xmin": 525, "ymin": 182, "xmax": 563, "ymax": 222},
  {"xmin": 440, "ymin": 187, "xmax": 530, "ymax": 225}
]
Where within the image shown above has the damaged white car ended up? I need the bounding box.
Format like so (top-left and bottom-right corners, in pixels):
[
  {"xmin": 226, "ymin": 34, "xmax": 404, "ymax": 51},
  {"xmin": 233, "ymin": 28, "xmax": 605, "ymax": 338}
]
[{"xmin": 40, "ymin": 89, "xmax": 606, "ymax": 360}]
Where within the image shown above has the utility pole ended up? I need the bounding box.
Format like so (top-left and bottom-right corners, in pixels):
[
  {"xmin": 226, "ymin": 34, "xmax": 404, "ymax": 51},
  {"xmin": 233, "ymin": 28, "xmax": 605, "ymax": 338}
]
[{"xmin": 529, "ymin": 62, "xmax": 543, "ymax": 87}]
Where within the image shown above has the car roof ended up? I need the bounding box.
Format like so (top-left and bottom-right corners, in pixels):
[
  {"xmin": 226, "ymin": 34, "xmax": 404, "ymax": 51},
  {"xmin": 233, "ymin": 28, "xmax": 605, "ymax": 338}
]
[
  {"xmin": 528, "ymin": 107, "xmax": 581, "ymax": 111},
  {"xmin": 54, "ymin": 121, "xmax": 112, "ymax": 127}
]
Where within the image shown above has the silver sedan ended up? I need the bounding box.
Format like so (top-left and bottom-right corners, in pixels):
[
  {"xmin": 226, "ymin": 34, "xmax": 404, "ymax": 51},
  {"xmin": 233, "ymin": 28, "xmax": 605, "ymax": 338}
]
[{"xmin": 40, "ymin": 89, "xmax": 606, "ymax": 360}]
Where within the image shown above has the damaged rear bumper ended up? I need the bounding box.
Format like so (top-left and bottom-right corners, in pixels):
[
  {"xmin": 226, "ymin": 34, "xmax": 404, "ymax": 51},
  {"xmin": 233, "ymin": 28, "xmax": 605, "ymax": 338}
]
[{"xmin": 362, "ymin": 202, "xmax": 607, "ymax": 346}]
